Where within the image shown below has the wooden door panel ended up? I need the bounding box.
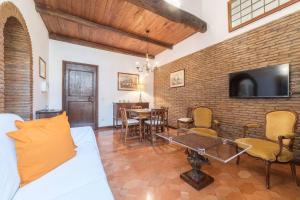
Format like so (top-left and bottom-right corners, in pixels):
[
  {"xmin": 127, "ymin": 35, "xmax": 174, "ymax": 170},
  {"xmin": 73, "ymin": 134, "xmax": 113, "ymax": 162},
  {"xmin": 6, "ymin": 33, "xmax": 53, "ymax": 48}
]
[
  {"xmin": 68, "ymin": 101, "xmax": 94, "ymax": 126},
  {"xmin": 68, "ymin": 70, "xmax": 94, "ymax": 97},
  {"xmin": 63, "ymin": 61, "xmax": 98, "ymax": 129}
]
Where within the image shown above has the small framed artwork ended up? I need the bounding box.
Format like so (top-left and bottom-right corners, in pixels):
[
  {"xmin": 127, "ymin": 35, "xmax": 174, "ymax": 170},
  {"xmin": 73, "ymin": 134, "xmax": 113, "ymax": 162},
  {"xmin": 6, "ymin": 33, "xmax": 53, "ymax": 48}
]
[
  {"xmin": 118, "ymin": 72, "xmax": 139, "ymax": 91},
  {"xmin": 39, "ymin": 57, "xmax": 46, "ymax": 79},
  {"xmin": 170, "ymin": 69, "xmax": 185, "ymax": 88}
]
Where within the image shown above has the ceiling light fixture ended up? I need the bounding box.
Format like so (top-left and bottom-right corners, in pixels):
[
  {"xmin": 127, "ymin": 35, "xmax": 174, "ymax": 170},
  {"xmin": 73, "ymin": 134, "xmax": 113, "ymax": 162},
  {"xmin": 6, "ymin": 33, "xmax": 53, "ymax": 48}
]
[{"xmin": 136, "ymin": 30, "xmax": 158, "ymax": 74}]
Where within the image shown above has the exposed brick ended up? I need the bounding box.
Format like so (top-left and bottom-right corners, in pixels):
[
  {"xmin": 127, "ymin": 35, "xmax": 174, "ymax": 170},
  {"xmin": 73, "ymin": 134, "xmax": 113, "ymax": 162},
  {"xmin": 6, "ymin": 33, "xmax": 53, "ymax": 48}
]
[
  {"xmin": 154, "ymin": 11, "xmax": 300, "ymax": 151},
  {"xmin": 0, "ymin": 2, "xmax": 33, "ymax": 120}
]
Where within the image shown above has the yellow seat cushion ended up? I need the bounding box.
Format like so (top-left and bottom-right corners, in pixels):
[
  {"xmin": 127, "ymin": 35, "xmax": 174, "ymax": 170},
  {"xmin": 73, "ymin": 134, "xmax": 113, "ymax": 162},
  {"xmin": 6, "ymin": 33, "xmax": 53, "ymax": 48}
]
[
  {"xmin": 190, "ymin": 128, "xmax": 217, "ymax": 137},
  {"xmin": 8, "ymin": 114, "xmax": 76, "ymax": 187},
  {"xmin": 235, "ymin": 138, "xmax": 293, "ymax": 162},
  {"xmin": 15, "ymin": 112, "xmax": 66, "ymax": 129}
]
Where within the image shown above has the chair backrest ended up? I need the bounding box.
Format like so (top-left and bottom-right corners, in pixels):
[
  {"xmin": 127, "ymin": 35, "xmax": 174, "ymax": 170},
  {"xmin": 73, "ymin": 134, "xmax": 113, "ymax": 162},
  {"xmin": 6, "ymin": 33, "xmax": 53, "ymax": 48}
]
[
  {"xmin": 161, "ymin": 106, "xmax": 169, "ymax": 121},
  {"xmin": 131, "ymin": 105, "xmax": 142, "ymax": 109},
  {"xmin": 0, "ymin": 113, "xmax": 23, "ymax": 200},
  {"xmin": 187, "ymin": 107, "xmax": 194, "ymax": 118},
  {"xmin": 120, "ymin": 108, "xmax": 128, "ymax": 126},
  {"xmin": 150, "ymin": 109, "xmax": 165, "ymax": 126},
  {"xmin": 265, "ymin": 111, "xmax": 297, "ymax": 144},
  {"xmin": 193, "ymin": 107, "xmax": 213, "ymax": 128}
]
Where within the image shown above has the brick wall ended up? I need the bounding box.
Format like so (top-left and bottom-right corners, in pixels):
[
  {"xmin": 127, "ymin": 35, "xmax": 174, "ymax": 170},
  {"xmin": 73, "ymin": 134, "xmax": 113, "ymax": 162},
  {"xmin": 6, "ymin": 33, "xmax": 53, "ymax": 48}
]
[
  {"xmin": 0, "ymin": 2, "xmax": 33, "ymax": 120},
  {"xmin": 154, "ymin": 11, "xmax": 300, "ymax": 151},
  {"xmin": 0, "ymin": 25, "xmax": 3, "ymax": 112},
  {"xmin": 4, "ymin": 17, "xmax": 31, "ymax": 120}
]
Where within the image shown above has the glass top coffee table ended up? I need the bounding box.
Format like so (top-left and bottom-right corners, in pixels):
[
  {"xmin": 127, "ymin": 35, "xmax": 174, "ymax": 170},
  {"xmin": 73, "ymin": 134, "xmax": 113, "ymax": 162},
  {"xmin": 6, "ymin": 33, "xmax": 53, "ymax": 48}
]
[{"xmin": 156, "ymin": 128, "xmax": 251, "ymax": 190}]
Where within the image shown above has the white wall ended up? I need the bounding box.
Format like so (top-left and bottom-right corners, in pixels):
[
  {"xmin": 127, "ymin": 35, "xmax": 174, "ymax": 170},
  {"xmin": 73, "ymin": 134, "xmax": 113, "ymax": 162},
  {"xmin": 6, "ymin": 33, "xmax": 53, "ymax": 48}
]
[
  {"xmin": 157, "ymin": 0, "xmax": 300, "ymax": 65},
  {"xmin": 0, "ymin": 0, "xmax": 49, "ymax": 115},
  {"xmin": 49, "ymin": 40, "xmax": 154, "ymax": 127}
]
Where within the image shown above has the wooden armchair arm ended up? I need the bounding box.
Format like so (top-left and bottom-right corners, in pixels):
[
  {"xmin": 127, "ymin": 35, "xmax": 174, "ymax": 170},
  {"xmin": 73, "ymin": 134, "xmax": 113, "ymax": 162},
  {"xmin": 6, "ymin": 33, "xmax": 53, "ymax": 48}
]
[
  {"xmin": 244, "ymin": 123, "xmax": 261, "ymax": 128},
  {"xmin": 213, "ymin": 120, "xmax": 221, "ymax": 127},
  {"xmin": 277, "ymin": 135, "xmax": 295, "ymax": 155},
  {"xmin": 276, "ymin": 135, "xmax": 295, "ymax": 161},
  {"xmin": 243, "ymin": 123, "xmax": 261, "ymax": 138},
  {"xmin": 212, "ymin": 120, "xmax": 221, "ymax": 134}
]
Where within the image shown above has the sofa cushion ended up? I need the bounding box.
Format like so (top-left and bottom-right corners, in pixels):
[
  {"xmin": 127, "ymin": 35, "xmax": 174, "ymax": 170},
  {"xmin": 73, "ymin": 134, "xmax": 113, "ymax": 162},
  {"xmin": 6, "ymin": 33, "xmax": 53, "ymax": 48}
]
[
  {"xmin": 8, "ymin": 116, "xmax": 77, "ymax": 187},
  {"xmin": 15, "ymin": 118, "xmax": 49, "ymax": 129},
  {"xmin": 0, "ymin": 153, "xmax": 20, "ymax": 200},
  {"xmin": 13, "ymin": 127, "xmax": 111, "ymax": 200},
  {"xmin": 55, "ymin": 179, "xmax": 114, "ymax": 200},
  {"xmin": 15, "ymin": 112, "xmax": 67, "ymax": 129},
  {"xmin": 0, "ymin": 114, "xmax": 23, "ymax": 200},
  {"xmin": 70, "ymin": 127, "xmax": 98, "ymax": 147}
]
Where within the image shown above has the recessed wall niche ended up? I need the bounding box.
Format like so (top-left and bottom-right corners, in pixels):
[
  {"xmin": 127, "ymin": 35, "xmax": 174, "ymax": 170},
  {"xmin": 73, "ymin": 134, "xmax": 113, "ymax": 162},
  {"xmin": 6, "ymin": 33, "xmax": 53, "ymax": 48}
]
[{"xmin": 0, "ymin": 2, "xmax": 33, "ymax": 120}]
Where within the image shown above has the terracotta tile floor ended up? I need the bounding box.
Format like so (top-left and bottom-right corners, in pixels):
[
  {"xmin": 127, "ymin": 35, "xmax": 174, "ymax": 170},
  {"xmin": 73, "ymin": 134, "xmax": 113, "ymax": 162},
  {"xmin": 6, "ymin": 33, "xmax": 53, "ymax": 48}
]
[{"xmin": 96, "ymin": 128, "xmax": 300, "ymax": 200}]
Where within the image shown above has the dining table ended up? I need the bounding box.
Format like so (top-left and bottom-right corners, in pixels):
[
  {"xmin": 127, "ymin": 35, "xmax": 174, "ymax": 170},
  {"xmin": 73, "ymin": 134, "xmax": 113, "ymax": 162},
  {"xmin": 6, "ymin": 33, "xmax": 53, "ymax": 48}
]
[{"xmin": 127, "ymin": 108, "xmax": 152, "ymax": 140}]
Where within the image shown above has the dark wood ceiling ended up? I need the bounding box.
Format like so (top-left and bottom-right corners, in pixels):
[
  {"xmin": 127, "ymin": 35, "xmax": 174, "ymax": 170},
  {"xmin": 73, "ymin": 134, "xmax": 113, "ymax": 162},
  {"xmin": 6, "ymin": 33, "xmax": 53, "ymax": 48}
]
[{"xmin": 34, "ymin": 0, "xmax": 206, "ymax": 58}]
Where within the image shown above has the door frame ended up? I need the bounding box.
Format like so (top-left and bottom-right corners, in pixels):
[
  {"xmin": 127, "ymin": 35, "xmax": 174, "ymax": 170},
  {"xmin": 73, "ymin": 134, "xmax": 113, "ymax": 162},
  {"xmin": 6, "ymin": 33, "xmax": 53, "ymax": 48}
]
[{"xmin": 62, "ymin": 60, "xmax": 99, "ymax": 129}]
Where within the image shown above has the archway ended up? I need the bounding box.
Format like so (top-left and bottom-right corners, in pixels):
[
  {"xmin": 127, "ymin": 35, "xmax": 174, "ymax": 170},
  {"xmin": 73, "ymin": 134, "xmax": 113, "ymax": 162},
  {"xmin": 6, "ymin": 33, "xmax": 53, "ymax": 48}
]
[{"xmin": 0, "ymin": 2, "xmax": 33, "ymax": 120}]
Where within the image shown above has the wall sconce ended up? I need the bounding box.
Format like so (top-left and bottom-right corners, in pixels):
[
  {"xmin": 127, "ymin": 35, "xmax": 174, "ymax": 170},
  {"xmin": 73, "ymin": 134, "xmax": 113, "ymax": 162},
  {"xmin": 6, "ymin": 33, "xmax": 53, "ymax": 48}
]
[{"xmin": 41, "ymin": 80, "xmax": 48, "ymax": 93}]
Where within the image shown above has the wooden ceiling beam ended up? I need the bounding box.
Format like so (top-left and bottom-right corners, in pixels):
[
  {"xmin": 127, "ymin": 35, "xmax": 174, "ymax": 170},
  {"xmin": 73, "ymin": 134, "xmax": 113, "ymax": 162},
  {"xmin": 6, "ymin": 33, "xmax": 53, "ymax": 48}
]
[
  {"xmin": 49, "ymin": 33, "xmax": 155, "ymax": 59},
  {"xmin": 36, "ymin": 5, "xmax": 173, "ymax": 49},
  {"xmin": 125, "ymin": 0, "xmax": 207, "ymax": 33}
]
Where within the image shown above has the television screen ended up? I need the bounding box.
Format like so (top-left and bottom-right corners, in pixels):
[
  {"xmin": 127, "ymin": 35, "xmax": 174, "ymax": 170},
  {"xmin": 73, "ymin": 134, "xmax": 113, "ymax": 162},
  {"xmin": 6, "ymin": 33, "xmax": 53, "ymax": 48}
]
[{"xmin": 229, "ymin": 64, "xmax": 290, "ymax": 98}]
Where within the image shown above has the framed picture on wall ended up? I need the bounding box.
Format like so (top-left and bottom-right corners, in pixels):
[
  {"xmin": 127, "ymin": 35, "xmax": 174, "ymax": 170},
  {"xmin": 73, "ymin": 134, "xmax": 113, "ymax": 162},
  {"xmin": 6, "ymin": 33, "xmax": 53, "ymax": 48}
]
[
  {"xmin": 118, "ymin": 72, "xmax": 139, "ymax": 91},
  {"xmin": 170, "ymin": 69, "xmax": 185, "ymax": 88},
  {"xmin": 39, "ymin": 57, "xmax": 46, "ymax": 79}
]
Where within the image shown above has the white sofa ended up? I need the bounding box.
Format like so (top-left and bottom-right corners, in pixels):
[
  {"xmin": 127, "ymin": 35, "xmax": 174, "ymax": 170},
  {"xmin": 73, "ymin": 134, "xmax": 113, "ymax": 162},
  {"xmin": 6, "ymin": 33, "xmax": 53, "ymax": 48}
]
[{"xmin": 0, "ymin": 114, "xmax": 114, "ymax": 200}]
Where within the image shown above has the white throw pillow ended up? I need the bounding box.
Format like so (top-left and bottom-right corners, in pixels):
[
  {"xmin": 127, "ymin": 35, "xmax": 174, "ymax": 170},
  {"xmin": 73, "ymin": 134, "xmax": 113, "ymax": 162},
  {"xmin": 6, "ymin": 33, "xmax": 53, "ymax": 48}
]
[{"xmin": 0, "ymin": 114, "xmax": 23, "ymax": 200}]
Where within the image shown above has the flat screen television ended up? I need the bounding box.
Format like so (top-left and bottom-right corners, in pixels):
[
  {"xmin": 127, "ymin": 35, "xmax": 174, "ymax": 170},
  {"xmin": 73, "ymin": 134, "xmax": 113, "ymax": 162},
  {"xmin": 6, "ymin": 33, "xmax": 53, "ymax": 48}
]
[{"xmin": 229, "ymin": 64, "xmax": 290, "ymax": 98}]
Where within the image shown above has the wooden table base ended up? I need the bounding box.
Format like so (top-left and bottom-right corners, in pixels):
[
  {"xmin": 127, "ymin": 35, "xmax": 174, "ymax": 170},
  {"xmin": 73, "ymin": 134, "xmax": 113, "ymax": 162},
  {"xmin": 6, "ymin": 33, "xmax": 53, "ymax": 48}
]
[
  {"xmin": 180, "ymin": 169, "xmax": 214, "ymax": 190},
  {"xmin": 180, "ymin": 149, "xmax": 214, "ymax": 190}
]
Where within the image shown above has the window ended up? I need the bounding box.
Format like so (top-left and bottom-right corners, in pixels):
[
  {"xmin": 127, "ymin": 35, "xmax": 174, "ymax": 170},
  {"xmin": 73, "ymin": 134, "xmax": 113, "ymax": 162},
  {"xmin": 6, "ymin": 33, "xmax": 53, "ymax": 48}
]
[{"xmin": 228, "ymin": 0, "xmax": 300, "ymax": 32}]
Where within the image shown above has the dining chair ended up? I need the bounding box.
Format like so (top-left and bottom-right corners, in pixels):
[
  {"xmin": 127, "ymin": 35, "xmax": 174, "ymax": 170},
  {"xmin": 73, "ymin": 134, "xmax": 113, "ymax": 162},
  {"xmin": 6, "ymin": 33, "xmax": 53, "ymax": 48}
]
[
  {"xmin": 177, "ymin": 107, "xmax": 194, "ymax": 129},
  {"xmin": 144, "ymin": 109, "xmax": 166, "ymax": 144},
  {"xmin": 161, "ymin": 106, "xmax": 169, "ymax": 132},
  {"xmin": 120, "ymin": 108, "xmax": 141, "ymax": 143},
  {"xmin": 129, "ymin": 105, "xmax": 143, "ymax": 119}
]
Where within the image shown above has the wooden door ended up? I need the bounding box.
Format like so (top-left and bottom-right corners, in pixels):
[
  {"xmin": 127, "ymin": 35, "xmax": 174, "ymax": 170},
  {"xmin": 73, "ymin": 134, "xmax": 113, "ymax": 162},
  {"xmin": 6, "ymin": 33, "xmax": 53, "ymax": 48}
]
[{"xmin": 63, "ymin": 61, "xmax": 98, "ymax": 129}]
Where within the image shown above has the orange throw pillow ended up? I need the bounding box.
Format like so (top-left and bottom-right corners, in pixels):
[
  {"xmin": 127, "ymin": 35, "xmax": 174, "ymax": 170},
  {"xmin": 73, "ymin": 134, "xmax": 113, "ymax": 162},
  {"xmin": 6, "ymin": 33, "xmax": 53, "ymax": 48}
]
[
  {"xmin": 16, "ymin": 112, "xmax": 76, "ymax": 150},
  {"xmin": 8, "ymin": 114, "xmax": 76, "ymax": 187},
  {"xmin": 15, "ymin": 112, "xmax": 67, "ymax": 129}
]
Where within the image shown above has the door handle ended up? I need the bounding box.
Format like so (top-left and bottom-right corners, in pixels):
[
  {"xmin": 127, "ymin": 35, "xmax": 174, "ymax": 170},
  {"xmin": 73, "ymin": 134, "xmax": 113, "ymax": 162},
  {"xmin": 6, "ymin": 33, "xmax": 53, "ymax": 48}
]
[{"xmin": 88, "ymin": 96, "xmax": 94, "ymax": 103}]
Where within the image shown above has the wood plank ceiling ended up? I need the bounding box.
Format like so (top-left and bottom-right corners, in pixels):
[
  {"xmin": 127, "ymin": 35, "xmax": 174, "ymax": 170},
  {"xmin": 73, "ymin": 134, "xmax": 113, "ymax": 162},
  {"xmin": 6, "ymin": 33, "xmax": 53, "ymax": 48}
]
[{"xmin": 34, "ymin": 0, "xmax": 207, "ymax": 58}]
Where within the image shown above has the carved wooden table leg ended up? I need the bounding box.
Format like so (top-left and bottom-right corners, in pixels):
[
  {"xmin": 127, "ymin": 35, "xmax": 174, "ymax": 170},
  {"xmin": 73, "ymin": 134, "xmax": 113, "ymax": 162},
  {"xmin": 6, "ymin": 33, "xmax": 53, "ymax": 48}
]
[{"xmin": 180, "ymin": 150, "xmax": 214, "ymax": 190}]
